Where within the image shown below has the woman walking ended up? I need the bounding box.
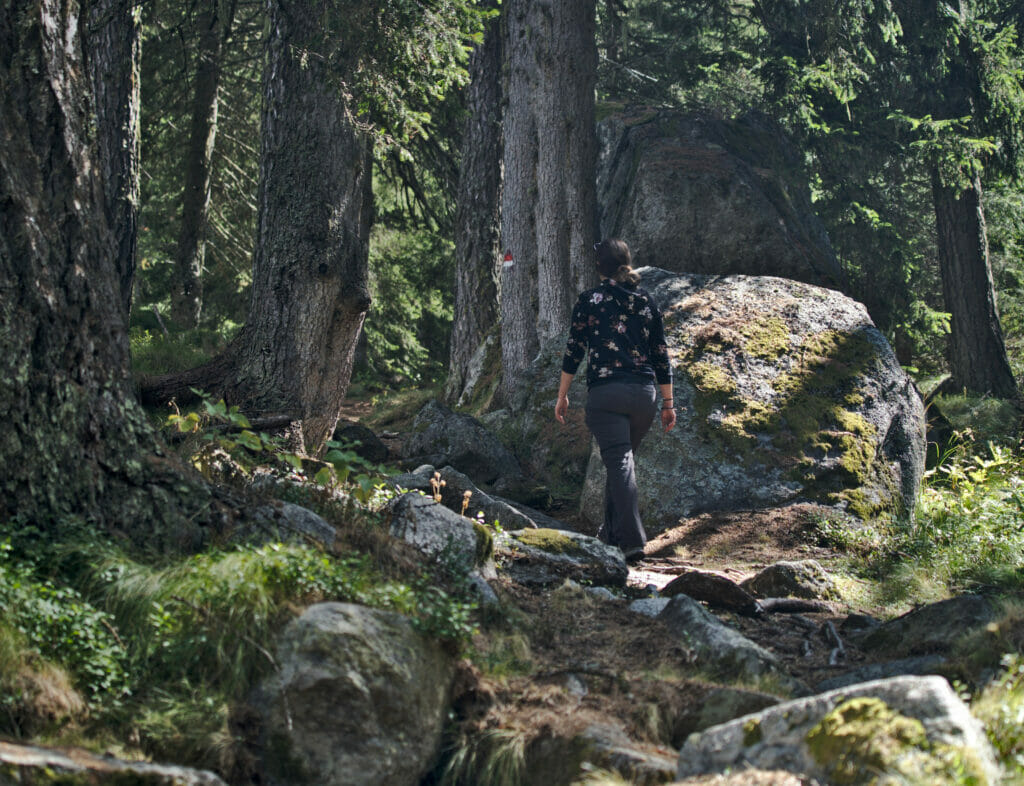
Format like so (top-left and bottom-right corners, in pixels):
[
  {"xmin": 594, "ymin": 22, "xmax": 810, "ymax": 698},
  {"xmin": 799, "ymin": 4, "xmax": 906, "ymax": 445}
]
[{"xmin": 555, "ymin": 239, "xmax": 676, "ymax": 562}]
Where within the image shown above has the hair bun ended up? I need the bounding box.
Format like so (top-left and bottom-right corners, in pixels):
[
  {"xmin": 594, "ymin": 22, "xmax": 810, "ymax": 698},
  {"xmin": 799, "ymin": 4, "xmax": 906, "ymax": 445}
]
[{"xmin": 615, "ymin": 266, "xmax": 640, "ymax": 286}]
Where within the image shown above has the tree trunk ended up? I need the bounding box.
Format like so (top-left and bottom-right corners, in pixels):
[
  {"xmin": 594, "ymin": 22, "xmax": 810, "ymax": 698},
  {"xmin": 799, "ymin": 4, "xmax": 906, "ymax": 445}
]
[
  {"xmin": 500, "ymin": 0, "xmax": 597, "ymax": 404},
  {"xmin": 534, "ymin": 0, "xmax": 598, "ymax": 340},
  {"xmin": 0, "ymin": 0, "xmax": 231, "ymax": 550},
  {"xmin": 86, "ymin": 0, "xmax": 141, "ymax": 317},
  {"xmin": 446, "ymin": 0, "xmax": 503, "ymax": 404},
  {"xmin": 932, "ymin": 172, "xmax": 1018, "ymax": 397},
  {"xmin": 171, "ymin": 0, "xmax": 235, "ymax": 328},
  {"xmin": 140, "ymin": 0, "xmax": 373, "ymax": 455}
]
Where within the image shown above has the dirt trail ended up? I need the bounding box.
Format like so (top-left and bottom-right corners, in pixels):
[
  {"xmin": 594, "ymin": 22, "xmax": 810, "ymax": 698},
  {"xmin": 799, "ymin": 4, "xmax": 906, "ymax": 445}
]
[{"xmin": 346, "ymin": 400, "xmax": 888, "ymax": 781}]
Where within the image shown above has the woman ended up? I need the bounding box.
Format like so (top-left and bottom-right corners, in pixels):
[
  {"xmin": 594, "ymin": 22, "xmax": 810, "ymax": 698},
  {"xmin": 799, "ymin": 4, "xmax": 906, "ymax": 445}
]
[{"xmin": 555, "ymin": 238, "xmax": 676, "ymax": 562}]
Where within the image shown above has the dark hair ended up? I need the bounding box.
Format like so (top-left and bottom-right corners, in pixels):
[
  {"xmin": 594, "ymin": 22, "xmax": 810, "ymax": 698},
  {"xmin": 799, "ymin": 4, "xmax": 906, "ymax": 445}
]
[{"xmin": 595, "ymin": 238, "xmax": 640, "ymax": 286}]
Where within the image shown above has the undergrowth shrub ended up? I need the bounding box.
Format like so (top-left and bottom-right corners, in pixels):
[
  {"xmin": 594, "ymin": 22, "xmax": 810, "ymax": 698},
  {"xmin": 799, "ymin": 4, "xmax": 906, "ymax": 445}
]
[
  {"xmin": 129, "ymin": 323, "xmax": 240, "ymax": 377},
  {"xmin": 0, "ymin": 541, "xmax": 128, "ymax": 714},
  {"xmin": 0, "ymin": 517, "xmax": 477, "ymax": 769},
  {"xmin": 973, "ymin": 654, "xmax": 1024, "ymax": 778},
  {"xmin": 859, "ymin": 442, "xmax": 1024, "ymax": 595}
]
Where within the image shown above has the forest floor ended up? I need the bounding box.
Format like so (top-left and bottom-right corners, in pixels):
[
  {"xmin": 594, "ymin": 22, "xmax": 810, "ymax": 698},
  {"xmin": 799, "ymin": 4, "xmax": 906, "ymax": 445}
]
[
  {"xmin": 463, "ymin": 506, "xmax": 873, "ymax": 757},
  {"xmin": 341, "ymin": 396, "xmax": 908, "ymax": 779}
]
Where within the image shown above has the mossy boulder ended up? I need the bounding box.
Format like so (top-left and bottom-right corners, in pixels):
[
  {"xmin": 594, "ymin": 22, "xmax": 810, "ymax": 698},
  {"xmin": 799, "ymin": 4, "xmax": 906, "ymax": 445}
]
[
  {"xmin": 495, "ymin": 528, "xmax": 628, "ymax": 587},
  {"xmin": 676, "ymin": 675, "xmax": 998, "ymax": 783},
  {"xmin": 581, "ymin": 269, "xmax": 926, "ymax": 531},
  {"xmin": 597, "ymin": 107, "xmax": 844, "ymax": 288},
  {"xmin": 258, "ymin": 603, "xmax": 456, "ymax": 786}
]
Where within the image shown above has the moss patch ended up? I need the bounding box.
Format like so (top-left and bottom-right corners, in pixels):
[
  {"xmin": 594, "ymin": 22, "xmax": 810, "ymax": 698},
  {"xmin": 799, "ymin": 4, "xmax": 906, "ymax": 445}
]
[
  {"xmin": 473, "ymin": 522, "xmax": 496, "ymax": 564},
  {"xmin": 515, "ymin": 529, "xmax": 585, "ymax": 557},
  {"xmin": 806, "ymin": 697, "xmax": 926, "ymax": 784},
  {"xmin": 741, "ymin": 316, "xmax": 791, "ymax": 360},
  {"xmin": 742, "ymin": 717, "xmax": 763, "ymax": 746},
  {"xmin": 678, "ymin": 322, "xmax": 897, "ymax": 518},
  {"xmin": 805, "ymin": 696, "xmax": 988, "ymax": 785}
]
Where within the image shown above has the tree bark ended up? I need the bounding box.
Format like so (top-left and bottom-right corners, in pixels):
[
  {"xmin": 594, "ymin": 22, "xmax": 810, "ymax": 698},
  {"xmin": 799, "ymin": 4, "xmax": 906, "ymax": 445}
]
[
  {"xmin": 0, "ymin": 0, "xmax": 232, "ymax": 550},
  {"xmin": 932, "ymin": 172, "xmax": 1018, "ymax": 397},
  {"xmin": 499, "ymin": 0, "xmax": 541, "ymax": 399},
  {"xmin": 446, "ymin": 0, "xmax": 503, "ymax": 404},
  {"xmin": 500, "ymin": 0, "xmax": 598, "ymax": 403},
  {"xmin": 141, "ymin": 0, "xmax": 373, "ymax": 455},
  {"xmin": 171, "ymin": 0, "xmax": 235, "ymax": 328},
  {"xmin": 86, "ymin": 0, "xmax": 141, "ymax": 317}
]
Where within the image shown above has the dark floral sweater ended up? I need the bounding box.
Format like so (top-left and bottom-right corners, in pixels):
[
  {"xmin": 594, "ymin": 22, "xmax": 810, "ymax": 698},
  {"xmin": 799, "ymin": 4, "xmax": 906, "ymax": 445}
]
[{"xmin": 561, "ymin": 279, "xmax": 673, "ymax": 388}]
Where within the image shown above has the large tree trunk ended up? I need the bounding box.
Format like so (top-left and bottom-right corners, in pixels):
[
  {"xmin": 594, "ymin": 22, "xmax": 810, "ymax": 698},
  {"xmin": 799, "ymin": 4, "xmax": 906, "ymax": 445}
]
[
  {"xmin": 86, "ymin": 0, "xmax": 141, "ymax": 317},
  {"xmin": 500, "ymin": 0, "xmax": 597, "ymax": 404},
  {"xmin": 141, "ymin": 0, "xmax": 373, "ymax": 455},
  {"xmin": 171, "ymin": 0, "xmax": 235, "ymax": 328},
  {"xmin": 932, "ymin": 172, "xmax": 1018, "ymax": 397},
  {"xmin": 446, "ymin": 0, "xmax": 503, "ymax": 404},
  {"xmin": 0, "ymin": 0, "xmax": 232, "ymax": 551}
]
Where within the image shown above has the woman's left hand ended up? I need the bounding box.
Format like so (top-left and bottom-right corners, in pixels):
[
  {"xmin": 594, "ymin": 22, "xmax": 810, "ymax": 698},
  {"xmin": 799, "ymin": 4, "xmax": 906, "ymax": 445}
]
[
  {"xmin": 555, "ymin": 396, "xmax": 569, "ymax": 424},
  {"xmin": 661, "ymin": 407, "xmax": 676, "ymax": 432}
]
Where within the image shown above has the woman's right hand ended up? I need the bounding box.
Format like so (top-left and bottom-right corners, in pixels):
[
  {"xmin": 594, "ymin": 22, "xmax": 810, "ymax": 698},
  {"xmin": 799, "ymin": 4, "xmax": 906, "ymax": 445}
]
[
  {"xmin": 555, "ymin": 396, "xmax": 569, "ymax": 424},
  {"xmin": 661, "ymin": 407, "xmax": 676, "ymax": 432}
]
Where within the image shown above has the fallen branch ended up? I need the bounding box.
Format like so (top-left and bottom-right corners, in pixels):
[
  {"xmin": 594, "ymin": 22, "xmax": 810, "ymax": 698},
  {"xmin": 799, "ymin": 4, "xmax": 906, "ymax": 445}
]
[{"xmin": 821, "ymin": 620, "xmax": 846, "ymax": 665}]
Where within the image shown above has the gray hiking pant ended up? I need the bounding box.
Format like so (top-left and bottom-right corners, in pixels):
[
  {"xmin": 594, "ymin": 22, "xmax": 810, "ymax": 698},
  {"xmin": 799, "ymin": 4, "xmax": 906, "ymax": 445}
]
[{"xmin": 584, "ymin": 381, "xmax": 658, "ymax": 551}]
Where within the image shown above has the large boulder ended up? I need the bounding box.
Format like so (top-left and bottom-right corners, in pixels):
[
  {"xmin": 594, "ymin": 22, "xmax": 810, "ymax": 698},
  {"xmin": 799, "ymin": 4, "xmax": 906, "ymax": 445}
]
[
  {"xmin": 858, "ymin": 595, "xmax": 997, "ymax": 656},
  {"xmin": 676, "ymin": 675, "xmax": 999, "ymax": 784},
  {"xmin": 386, "ymin": 492, "xmax": 495, "ymax": 575},
  {"xmin": 401, "ymin": 400, "xmax": 522, "ymax": 487},
  {"xmin": 258, "ymin": 603, "xmax": 456, "ymax": 786},
  {"xmin": 495, "ymin": 528, "xmax": 629, "ymax": 587},
  {"xmin": 657, "ymin": 595, "xmax": 804, "ymax": 693},
  {"xmin": 582, "ymin": 269, "xmax": 926, "ymax": 531},
  {"xmin": 597, "ymin": 107, "xmax": 844, "ymax": 289}
]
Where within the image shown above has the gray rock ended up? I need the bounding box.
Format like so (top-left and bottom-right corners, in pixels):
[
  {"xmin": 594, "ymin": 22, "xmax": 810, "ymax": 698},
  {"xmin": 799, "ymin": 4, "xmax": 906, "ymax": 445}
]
[
  {"xmin": 435, "ymin": 466, "xmax": 571, "ymax": 532},
  {"xmin": 519, "ymin": 720, "xmax": 676, "ymax": 786},
  {"xmin": 495, "ymin": 528, "xmax": 629, "ymax": 587},
  {"xmin": 387, "ymin": 464, "xmax": 435, "ymax": 493},
  {"xmin": 694, "ymin": 688, "xmax": 781, "ymax": 735},
  {"xmin": 0, "ymin": 740, "xmax": 226, "ymax": 785},
  {"xmin": 273, "ymin": 501, "xmax": 338, "ymax": 548},
  {"xmin": 629, "ymin": 597, "xmax": 672, "ymax": 618},
  {"xmin": 585, "ymin": 586, "xmax": 619, "ymax": 601},
  {"xmin": 402, "ymin": 400, "xmax": 522, "ymax": 486},
  {"xmin": 386, "ymin": 492, "xmax": 494, "ymax": 575},
  {"xmin": 860, "ymin": 595, "xmax": 996, "ymax": 656},
  {"xmin": 676, "ymin": 675, "xmax": 999, "ymax": 784},
  {"xmin": 259, "ymin": 603, "xmax": 455, "ymax": 786},
  {"xmin": 578, "ymin": 722, "xmax": 678, "ymax": 784},
  {"xmin": 741, "ymin": 560, "xmax": 839, "ymax": 601},
  {"xmin": 657, "ymin": 595, "xmax": 804, "ymax": 692},
  {"xmin": 597, "ymin": 108, "xmax": 844, "ymax": 288},
  {"xmin": 581, "ymin": 269, "xmax": 926, "ymax": 531},
  {"xmin": 332, "ymin": 421, "xmax": 389, "ymax": 464},
  {"xmin": 467, "ymin": 570, "xmax": 500, "ymax": 607},
  {"xmin": 815, "ymin": 655, "xmax": 948, "ymax": 692},
  {"xmin": 662, "ymin": 568, "xmax": 761, "ymax": 615}
]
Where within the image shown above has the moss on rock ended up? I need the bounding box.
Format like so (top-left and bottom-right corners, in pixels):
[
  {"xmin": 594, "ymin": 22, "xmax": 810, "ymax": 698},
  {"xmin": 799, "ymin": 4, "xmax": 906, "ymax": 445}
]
[
  {"xmin": 676, "ymin": 320, "xmax": 900, "ymax": 517},
  {"xmin": 741, "ymin": 316, "xmax": 790, "ymax": 360},
  {"xmin": 805, "ymin": 696, "xmax": 988, "ymax": 785},
  {"xmin": 515, "ymin": 528, "xmax": 585, "ymax": 557},
  {"xmin": 472, "ymin": 522, "xmax": 495, "ymax": 564}
]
